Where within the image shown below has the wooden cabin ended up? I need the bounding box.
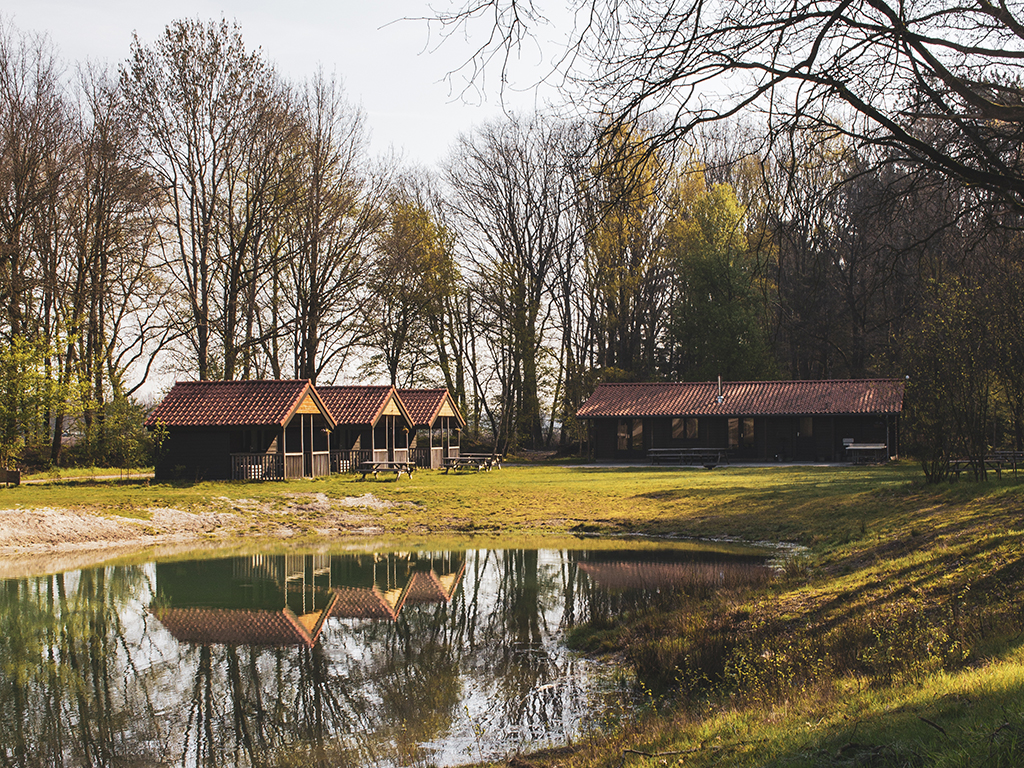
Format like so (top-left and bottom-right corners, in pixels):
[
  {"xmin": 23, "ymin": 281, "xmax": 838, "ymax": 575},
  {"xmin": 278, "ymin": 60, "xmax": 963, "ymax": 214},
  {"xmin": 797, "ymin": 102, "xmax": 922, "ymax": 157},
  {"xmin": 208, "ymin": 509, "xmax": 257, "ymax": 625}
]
[
  {"xmin": 317, "ymin": 385, "xmax": 414, "ymax": 473},
  {"xmin": 329, "ymin": 551, "xmax": 467, "ymax": 621},
  {"xmin": 397, "ymin": 388, "xmax": 466, "ymax": 469},
  {"xmin": 152, "ymin": 554, "xmax": 337, "ymax": 647},
  {"xmin": 577, "ymin": 379, "xmax": 904, "ymax": 463},
  {"xmin": 145, "ymin": 379, "xmax": 336, "ymax": 481}
]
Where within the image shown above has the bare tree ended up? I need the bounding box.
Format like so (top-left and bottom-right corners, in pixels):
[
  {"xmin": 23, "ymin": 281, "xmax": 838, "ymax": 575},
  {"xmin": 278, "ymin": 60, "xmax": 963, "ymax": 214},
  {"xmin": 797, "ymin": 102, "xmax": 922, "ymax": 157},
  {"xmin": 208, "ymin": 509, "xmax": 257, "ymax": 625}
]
[
  {"xmin": 446, "ymin": 114, "xmax": 577, "ymax": 449},
  {"xmin": 436, "ymin": 0, "xmax": 1024, "ymax": 207},
  {"xmin": 121, "ymin": 18, "xmax": 275, "ymax": 380},
  {"xmin": 284, "ymin": 70, "xmax": 387, "ymax": 383}
]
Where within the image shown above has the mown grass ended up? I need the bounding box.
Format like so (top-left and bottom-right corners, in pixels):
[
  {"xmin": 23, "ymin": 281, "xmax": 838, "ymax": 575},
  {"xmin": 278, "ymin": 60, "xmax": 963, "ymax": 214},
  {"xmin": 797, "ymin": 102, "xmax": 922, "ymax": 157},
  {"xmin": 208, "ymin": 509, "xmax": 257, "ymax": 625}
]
[
  {"xmin": 4, "ymin": 461, "xmax": 1024, "ymax": 766},
  {"xmin": 3, "ymin": 462, "xmax": 927, "ymax": 542}
]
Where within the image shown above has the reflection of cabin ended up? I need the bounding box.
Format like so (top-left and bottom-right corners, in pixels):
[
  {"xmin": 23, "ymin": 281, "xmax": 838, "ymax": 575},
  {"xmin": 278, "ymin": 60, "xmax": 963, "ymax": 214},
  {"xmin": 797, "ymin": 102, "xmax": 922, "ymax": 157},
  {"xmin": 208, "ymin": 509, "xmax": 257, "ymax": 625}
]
[
  {"xmin": 571, "ymin": 549, "xmax": 771, "ymax": 591},
  {"xmin": 577, "ymin": 379, "xmax": 904, "ymax": 462},
  {"xmin": 151, "ymin": 555, "xmax": 337, "ymax": 647},
  {"xmin": 398, "ymin": 389, "xmax": 466, "ymax": 469},
  {"xmin": 317, "ymin": 386, "xmax": 415, "ymax": 473},
  {"xmin": 328, "ymin": 551, "xmax": 467, "ymax": 622},
  {"xmin": 145, "ymin": 380, "xmax": 336, "ymax": 481},
  {"xmin": 151, "ymin": 552, "xmax": 469, "ymax": 641}
]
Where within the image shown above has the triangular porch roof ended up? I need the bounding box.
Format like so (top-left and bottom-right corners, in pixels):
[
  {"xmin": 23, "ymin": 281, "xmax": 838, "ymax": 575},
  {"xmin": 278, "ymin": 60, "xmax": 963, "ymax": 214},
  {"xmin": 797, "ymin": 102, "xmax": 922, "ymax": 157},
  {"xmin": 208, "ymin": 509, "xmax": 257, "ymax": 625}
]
[{"xmin": 397, "ymin": 388, "xmax": 467, "ymax": 429}]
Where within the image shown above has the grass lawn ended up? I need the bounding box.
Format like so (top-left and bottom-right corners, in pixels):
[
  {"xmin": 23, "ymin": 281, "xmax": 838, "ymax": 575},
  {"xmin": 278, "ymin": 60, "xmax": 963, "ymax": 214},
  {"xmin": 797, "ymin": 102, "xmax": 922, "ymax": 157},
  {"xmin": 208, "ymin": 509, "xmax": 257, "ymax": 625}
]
[
  {"xmin": 0, "ymin": 460, "xmax": 933, "ymax": 543},
  {"xmin": 3, "ymin": 461, "xmax": 1024, "ymax": 766}
]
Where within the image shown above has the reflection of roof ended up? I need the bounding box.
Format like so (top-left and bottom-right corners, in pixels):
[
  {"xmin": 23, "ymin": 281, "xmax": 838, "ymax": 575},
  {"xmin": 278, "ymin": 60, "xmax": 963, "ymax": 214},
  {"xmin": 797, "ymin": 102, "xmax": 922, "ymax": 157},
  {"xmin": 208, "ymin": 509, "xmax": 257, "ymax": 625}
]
[
  {"xmin": 152, "ymin": 602, "xmax": 335, "ymax": 647},
  {"xmin": 317, "ymin": 386, "xmax": 411, "ymax": 427},
  {"xmin": 405, "ymin": 560, "xmax": 466, "ymax": 604},
  {"xmin": 404, "ymin": 571, "xmax": 449, "ymax": 603},
  {"xmin": 145, "ymin": 379, "xmax": 335, "ymax": 428},
  {"xmin": 577, "ymin": 379, "xmax": 905, "ymax": 418},
  {"xmin": 579, "ymin": 561, "xmax": 770, "ymax": 590},
  {"xmin": 329, "ymin": 561, "xmax": 466, "ymax": 619},
  {"xmin": 330, "ymin": 586, "xmax": 401, "ymax": 621},
  {"xmin": 397, "ymin": 389, "xmax": 467, "ymax": 429}
]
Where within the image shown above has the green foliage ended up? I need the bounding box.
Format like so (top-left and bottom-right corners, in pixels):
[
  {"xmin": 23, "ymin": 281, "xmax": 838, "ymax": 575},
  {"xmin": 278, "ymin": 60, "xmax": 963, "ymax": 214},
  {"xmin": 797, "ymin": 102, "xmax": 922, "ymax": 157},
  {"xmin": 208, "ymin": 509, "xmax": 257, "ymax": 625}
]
[
  {"xmin": 901, "ymin": 277, "xmax": 995, "ymax": 482},
  {"xmin": 363, "ymin": 194, "xmax": 459, "ymax": 386},
  {"xmin": 0, "ymin": 335, "xmax": 87, "ymax": 468},
  {"xmin": 665, "ymin": 183, "xmax": 776, "ymax": 381}
]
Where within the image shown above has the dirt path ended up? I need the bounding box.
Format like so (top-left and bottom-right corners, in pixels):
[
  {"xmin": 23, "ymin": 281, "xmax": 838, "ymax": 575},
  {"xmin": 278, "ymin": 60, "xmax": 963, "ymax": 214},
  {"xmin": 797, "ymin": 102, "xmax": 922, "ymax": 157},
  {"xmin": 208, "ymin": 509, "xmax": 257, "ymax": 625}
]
[{"xmin": 0, "ymin": 491, "xmax": 416, "ymax": 577}]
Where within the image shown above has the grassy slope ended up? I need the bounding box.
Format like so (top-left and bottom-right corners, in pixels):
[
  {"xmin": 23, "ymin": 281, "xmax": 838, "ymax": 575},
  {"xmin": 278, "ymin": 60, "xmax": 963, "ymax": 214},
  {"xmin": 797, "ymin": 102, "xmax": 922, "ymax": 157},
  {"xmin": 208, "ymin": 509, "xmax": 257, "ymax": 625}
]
[{"xmin": 3, "ymin": 462, "xmax": 1024, "ymax": 766}]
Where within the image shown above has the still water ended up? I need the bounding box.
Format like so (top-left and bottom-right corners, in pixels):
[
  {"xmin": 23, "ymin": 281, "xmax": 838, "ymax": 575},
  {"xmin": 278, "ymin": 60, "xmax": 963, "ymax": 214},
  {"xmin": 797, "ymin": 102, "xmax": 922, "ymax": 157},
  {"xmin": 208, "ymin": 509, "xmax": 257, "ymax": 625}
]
[{"xmin": 0, "ymin": 543, "xmax": 772, "ymax": 767}]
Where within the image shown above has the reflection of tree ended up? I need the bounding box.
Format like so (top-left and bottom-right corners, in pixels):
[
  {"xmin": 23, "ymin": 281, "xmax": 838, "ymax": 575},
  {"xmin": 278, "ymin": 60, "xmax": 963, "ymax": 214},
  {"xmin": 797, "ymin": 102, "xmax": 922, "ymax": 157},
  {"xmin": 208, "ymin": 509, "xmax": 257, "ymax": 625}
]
[
  {"xmin": 2, "ymin": 548, "xmax": 684, "ymax": 766},
  {"xmin": 0, "ymin": 567, "xmax": 163, "ymax": 767}
]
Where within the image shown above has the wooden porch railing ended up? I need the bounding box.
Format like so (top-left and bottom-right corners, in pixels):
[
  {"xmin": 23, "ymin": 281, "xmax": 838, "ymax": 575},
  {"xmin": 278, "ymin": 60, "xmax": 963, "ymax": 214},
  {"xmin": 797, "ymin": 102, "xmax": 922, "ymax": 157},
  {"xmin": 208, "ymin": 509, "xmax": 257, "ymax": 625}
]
[
  {"xmin": 231, "ymin": 453, "xmax": 284, "ymax": 481},
  {"xmin": 410, "ymin": 447, "xmax": 432, "ymax": 468},
  {"xmin": 331, "ymin": 449, "xmax": 374, "ymax": 473},
  {"xmin": 311, "ymin": 451, "xmax": 330, "ymax": 477},
  {"xmin": 284, "ymin": 453, "xmax": 304, "ymax": 479}
]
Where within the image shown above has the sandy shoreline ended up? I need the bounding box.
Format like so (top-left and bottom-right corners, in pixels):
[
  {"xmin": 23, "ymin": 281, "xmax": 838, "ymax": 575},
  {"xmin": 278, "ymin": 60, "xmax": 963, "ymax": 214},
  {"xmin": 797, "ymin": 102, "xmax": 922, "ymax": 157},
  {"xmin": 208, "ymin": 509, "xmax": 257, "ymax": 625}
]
[{"xmin": 0, "ymin": 492, "xmax": 411, "ymax": 578}]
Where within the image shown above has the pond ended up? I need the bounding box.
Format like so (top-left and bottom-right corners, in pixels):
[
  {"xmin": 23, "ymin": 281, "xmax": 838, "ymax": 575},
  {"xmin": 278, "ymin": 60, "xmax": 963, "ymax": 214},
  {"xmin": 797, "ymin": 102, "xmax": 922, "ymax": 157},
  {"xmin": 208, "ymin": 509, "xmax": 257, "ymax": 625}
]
[{"xmin": 0, "ymin": 541, "xmax": 774, "ymax": 767}]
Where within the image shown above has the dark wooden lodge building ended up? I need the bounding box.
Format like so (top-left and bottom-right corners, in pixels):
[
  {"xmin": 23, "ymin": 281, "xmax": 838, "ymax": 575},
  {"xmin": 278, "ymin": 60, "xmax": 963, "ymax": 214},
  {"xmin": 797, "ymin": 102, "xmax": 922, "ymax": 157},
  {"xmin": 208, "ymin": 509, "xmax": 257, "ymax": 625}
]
[
  {"xmin": 577, "ymin": 379, "xmax": 905, "ymax": 462},
  {"xmin": 316, "ymin": 385, "xmax": 414, "ymax": 473},
  {"xmin": 398, "ymin": 388, "xmax": 466, "ymax": 469},
  {"xmin": 145, "ymin": 379, "xmax": 336, "ymax": 481}
]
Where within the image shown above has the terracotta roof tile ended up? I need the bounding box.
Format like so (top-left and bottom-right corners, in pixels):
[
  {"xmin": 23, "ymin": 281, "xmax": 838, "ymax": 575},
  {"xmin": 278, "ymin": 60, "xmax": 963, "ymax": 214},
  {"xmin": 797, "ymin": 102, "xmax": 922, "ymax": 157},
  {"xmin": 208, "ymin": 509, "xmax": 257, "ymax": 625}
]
[
  {"xmin": 152, "ymin": 606, "xmax": 322, "ymax": 646},
  {"xmin": 403, "ymin": 571, "xmax": 450, "ymax": 604},
  {"xmin": 579, "ymin": 561, "xmax": 771, "ymax": 591},
  {"xmin": 397, "ymin": 389, "xmax": 467, "ymax": 428},
  {"xmin": 577, "ymin": 379, "xmax": 905, "ymax": 419},
  {"xmin": 145, "ymin": 380, "xmax": 317, "ymax": 428},
  {"xmin": 329, "ymin": 586, "xmax": 399, "ymax": 621},
  {"xmin": 318, "ymin": 385, "xmax": 409, "ymax": 426}
]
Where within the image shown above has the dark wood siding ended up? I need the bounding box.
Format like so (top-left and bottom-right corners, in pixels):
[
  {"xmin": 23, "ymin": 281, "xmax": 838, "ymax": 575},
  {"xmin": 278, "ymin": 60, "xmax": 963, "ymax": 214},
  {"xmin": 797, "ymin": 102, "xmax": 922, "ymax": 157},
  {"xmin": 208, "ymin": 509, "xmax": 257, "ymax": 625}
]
[
  {"xmin": 589, "ymin": 413, "xmax": 895, "ymax": 462},
  {"xmin": 156, "ymin": 428, "xmax": 233, "ymax": 480}
]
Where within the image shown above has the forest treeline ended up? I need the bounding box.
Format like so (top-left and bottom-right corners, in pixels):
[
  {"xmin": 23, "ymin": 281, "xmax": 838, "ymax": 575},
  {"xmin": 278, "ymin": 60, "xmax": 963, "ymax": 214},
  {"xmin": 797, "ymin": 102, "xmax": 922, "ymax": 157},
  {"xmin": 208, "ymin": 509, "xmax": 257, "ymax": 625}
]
[{"xmin": 1, "ymin": 18, "xmax": 1022, "ymax": 479}]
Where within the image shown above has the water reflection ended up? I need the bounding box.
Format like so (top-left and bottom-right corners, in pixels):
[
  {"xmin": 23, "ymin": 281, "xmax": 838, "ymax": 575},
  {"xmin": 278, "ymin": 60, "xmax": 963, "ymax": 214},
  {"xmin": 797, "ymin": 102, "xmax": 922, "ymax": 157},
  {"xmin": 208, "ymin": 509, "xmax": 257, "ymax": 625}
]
[{"xmin": 0, "ymin": 545, "xmax": 770, "ymax": 767}]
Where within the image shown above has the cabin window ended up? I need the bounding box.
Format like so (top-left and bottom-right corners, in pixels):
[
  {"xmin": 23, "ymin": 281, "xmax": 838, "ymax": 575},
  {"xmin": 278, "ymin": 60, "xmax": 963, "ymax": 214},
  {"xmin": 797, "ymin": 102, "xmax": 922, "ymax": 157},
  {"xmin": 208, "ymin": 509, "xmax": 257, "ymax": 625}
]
[
  {"xmin": 729, "ymin": 418, "xmax": 755, "ymax": 449},
  {"xmin": 672, "ymin": 417, "xmax": 698, "ymax": 440},
  {"xmin": 617, "ymin": 419, "xmax": 643, "ymax": 451},
  {"xmin": 799, "ymin": 416, "xmax": 813, "ymax": 438}
]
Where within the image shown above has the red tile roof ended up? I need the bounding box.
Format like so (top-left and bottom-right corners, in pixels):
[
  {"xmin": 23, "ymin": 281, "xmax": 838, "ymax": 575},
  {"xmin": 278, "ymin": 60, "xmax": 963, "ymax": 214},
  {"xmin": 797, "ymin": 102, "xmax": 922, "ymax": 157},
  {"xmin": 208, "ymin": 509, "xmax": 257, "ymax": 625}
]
[
  {"xmin": 317, "ymin": 386, "xmax": 411, "ymax": 426},
  {"xmin": 329, "ymin": 586, "xmax": 399, "ymax": 621},
  {"xmin": 577, "ymin": 379, "xmax": 905, "ymax": 418},
  {"xmin": 397, "ymin": 389, "xmax": 467, "ymax": 428},
  {"xmin": 151, "ymin": 606, "xmax": 326, "ymax": 647},
  {"xmin": 145, "ymin": 379, "xmax": 333, "ymax": 428},
  {"xmin": 579, "ymin": 561, "xmax": 771, "ymax": 591}
]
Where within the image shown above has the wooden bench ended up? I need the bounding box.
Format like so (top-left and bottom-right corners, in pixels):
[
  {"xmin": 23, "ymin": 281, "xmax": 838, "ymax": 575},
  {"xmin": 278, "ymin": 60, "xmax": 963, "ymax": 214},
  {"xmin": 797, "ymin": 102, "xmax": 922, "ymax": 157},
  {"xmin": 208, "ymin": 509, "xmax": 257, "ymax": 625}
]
[
  {"xmin": 648, "ymin": 448, "xmax": 729, "ymax": 469},
  {"xmin": 358, "ymin": 461, "xmax": 415, "ymax": 479},
  {"xmin": 0, "ymin": 468, "xmax": 19, "ymax": 487},
  {"xmin": 443, "ymin": 454, "xmax": 501, "ymax": 473}
]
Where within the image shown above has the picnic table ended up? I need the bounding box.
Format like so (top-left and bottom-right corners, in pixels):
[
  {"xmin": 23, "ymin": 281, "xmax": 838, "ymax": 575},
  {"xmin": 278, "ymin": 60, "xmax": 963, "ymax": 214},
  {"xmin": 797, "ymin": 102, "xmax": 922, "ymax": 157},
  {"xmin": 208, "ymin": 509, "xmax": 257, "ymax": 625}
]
[
  {"xmin": 951, "ymin": 451, "xmax": 1024, "ymax": 480},
  {"xmin": 647, "ymin": 448, "xmax": 729, "ymax": 469},
  {"xmin": 358, "ymin": 460, "xmax": 415, "ymax": 479},
  {"xmin": 0, "ymin": 468, "xmax": 19, "ymax": 487},
  {"xmin": 442, "ymin": 453, "xmax": 502, "ymax": 473},
  {"xmin": 844, "ymin": 443, "xmax": 888, "ymax": 464}
]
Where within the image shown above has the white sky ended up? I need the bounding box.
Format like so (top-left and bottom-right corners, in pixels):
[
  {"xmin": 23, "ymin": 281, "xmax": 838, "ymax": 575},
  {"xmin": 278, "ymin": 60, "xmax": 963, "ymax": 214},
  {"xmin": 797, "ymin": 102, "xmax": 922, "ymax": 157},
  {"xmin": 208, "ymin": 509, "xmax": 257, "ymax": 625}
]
[{"xmin": 3, "ymin": 0, "xmax": 569, "ymax": 167}]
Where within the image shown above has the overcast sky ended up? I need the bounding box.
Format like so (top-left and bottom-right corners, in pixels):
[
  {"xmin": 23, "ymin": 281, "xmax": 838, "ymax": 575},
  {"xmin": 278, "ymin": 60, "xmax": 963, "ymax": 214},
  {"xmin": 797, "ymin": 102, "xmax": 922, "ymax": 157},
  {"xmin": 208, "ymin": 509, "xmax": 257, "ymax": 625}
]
[{"xmin": 4, "ymin": 0, "xmax": 568, "ymax": 167}]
